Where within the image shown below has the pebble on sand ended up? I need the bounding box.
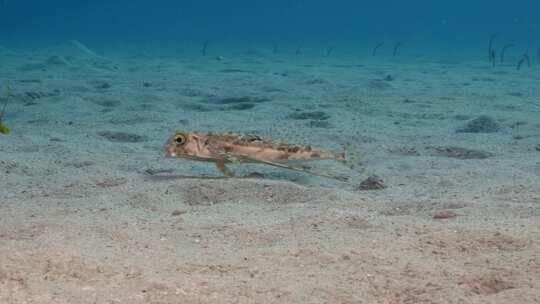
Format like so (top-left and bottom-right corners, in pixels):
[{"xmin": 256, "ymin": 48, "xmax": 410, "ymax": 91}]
[
  {"xmin": 433, "ymin": 210, "xmax": 458, "ymax": 219},
  {"xmin": 357, "ymin": 175, "xmax": 386, "ymax": 191}
]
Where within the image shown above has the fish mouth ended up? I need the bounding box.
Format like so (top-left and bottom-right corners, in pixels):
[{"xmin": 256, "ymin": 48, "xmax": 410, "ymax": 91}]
[
  {"xmin": 163, "ymin": 143, "xmax": 213, "ymax": 162},
  {"xmin": 163, "ymin": 143, "xmax": 175, "ymax": 158}
]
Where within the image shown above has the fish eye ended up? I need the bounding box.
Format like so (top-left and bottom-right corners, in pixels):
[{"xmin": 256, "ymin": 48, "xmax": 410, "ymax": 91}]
[{"xmin": 174, "ymin": 134, "xmax": 186, "ymax": 145}]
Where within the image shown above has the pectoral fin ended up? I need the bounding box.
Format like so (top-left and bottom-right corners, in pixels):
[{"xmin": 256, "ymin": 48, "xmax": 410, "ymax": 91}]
[
  {"xmin": 240, "ymin": 156, "xmax": 348, "ymax": 182},
  {"xmin": 215, "ymin": 158, "xmax": 235, "ymax": 177}
]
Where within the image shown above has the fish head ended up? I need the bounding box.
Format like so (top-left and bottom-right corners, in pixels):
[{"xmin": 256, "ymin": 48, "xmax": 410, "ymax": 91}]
[{"xmin": 164, "ymin": 131, "xmax": 213, "ymax": 161}]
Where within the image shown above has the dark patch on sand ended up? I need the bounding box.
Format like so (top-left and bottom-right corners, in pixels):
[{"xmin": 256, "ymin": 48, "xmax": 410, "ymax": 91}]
[
  {"xmin": 308, "ymin": 120, "xmax": 333, "ymax": 128},
  {"xmin": 97, "ymin": 131, "xmax": 148, "ymax": 143},
  {"xmin": 368, "ymin": 79, "xmax": 394, "ymax": 90},
  {"xmin": 88, "ymin": 98, "xmax": 121, "ymax": 108},
  {"xmin": 172, "ymin": 179, "xmax": 334, "ymax": 206},
  {"xmin": 429, "ymin": 146, "xmax": 494, "ymax": 159},
  {"xmin": 226, "ymin": 103, "xmax": 256, "ymax": 111},
  {"xmin": 457, "ymin": 116, "xmax": 501, "ymax": 133},
  {"xmin": 289, "ymin": 111, "xmax": 330, "ymax": 121},
  {"xmin": 202, "ymin": 96, "xmax": 270, "ymax": 105},
  {"xmin": 219, "ymin": 69, "xmax": 252, "ymax": 73}
]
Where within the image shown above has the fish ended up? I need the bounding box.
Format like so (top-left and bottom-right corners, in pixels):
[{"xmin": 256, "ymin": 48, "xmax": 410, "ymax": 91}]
[{"xmin": 164, "ymin": 131, "xmax": 350, "ymax": 180}]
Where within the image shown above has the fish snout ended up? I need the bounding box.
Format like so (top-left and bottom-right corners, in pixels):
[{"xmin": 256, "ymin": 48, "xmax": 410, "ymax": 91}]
[{"xmin": 163, "ymin": 142, "xmax": 177, "ymax": 158}]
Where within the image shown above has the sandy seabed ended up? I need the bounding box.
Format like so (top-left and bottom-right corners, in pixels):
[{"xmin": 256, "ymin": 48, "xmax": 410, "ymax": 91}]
[{"xmin": 0, "ymin": 42, "xmax": 539, "ymax": 303}]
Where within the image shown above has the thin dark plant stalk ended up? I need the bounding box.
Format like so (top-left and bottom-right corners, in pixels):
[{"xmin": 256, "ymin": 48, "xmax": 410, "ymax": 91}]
[
  {"xmin": 325, "ymin": 47, "xmax": 333, "ymax": 57},
  {"xmin": 490, "ymin": 49, "xmax": 496, "ymax": 67},
  {"xmin": 272, "ymin": 42, "xmax": 278, "ymax": 54},
  {"xmin": 372, "ymin": 42, "xmax": 384, "ymax": 56},
  {"xmin": 523, "ymin": 46, "xmax": 531, "ymax": 67},
  {"xmin": 500, "ymin": 43, "xmax": 514, "ymax": 63},
  {"xmin": 516, "ymin": 57, "xmax": 523, "ymax": 70},
  {"xmin": 295, "ymin": 44, "xmax": 302, "ymax": 56},
  {"xmin": 0, "ymin": 86, "xmax": 10, "ymax": 122},
  {"xmin": 516, "ymin": 54, "xmax": 529, "ymax": 71},
  {"xmin": 488, "ymin": 32, "xmax": 499, "ymax": 62},
  {"xmin": 393, "ymin": 42, "xmax": 402, "ymax": 57},
  {"xmin": 201, "ymin": 40, "xmax": 209, "ymax": 56}
]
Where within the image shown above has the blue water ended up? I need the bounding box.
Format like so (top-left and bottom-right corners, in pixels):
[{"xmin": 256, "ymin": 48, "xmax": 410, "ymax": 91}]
[
  {"xmin": 1, "ymin": 0, "xmax": 539, "ymax": 47},
  {"xmin": 1, "ymin": 2, "xmax": 540, "ymax": 302}
]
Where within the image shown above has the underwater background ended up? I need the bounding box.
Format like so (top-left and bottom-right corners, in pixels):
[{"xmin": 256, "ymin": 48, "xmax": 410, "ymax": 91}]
[
  {"xmin": 0, "ymin": 1, "xmax": 539, "ymax": 304},
  {"xmin": 2, "ymin": 0, "xmax": 540, "ymax": 50}
]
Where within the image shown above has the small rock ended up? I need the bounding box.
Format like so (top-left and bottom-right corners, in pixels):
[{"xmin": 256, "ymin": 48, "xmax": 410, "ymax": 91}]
[
  {"xmin": 457, "ymin": 115, "xmax": 501, "ymax": 133},
  {"xmin": 383, "ymin": 75, "xmax": 394, "ymax": 81},
  {"xmin": 245, "ymin": 172, "xmax": 265, "ymax": 179},
  {"xmin": 535, "ymin": 145, "xmax": 540, "ymax": 151},
  {"xmin": 171, "ymin": 210, "xmax": 187, "ymax": 216},
  {"xmin": 433, "ymin": 210, "xmax": 458, "ymax": 219},
  {"xmin": 91, "ymin": 99, "xmax": 121, "ymax": 107},
  {"xmin": 145, "ymin": 168, "xmax": 174, "ymax": 175},
  {"xmin": 93, "ymin": 81, "xmax": 111, "ymax": 89},
  {"xmin": 357, "ymin": 175, "xmax": 386, "ymax": 191}
]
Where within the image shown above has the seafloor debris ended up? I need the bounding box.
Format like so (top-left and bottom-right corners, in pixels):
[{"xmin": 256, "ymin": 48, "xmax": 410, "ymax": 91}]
[
  {"xmin": 433, "ymin": 210, "xmax": 458, "ymax": 219},
  {"xmin": 171, "ymin": 209, "xmax": 187, "ymax": 216},
  {"xmin": 95, "ymin": 177, "xmax": 127, "ymax": 188},
  {"xmin": 357, "ymin": 175, "xmax": 386, "ymax": 190}
]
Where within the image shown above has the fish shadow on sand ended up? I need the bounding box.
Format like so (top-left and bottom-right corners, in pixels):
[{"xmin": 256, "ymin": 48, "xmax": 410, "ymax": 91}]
[{"xmin": 144, "ymin": 177, "xmax": 336, "ymax": 206}]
